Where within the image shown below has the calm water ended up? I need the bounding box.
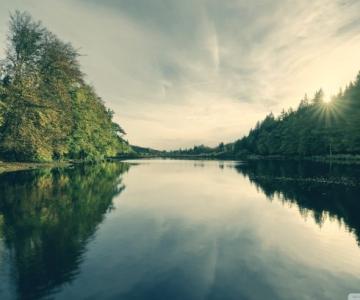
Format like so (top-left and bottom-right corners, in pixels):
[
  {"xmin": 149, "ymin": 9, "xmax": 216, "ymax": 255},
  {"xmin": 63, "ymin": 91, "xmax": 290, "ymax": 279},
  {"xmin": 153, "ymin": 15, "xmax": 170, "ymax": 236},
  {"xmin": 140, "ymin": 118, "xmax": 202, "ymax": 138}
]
[{"xmin": 0, "ymin": 159, "xmax": 360, "ymax": 300}]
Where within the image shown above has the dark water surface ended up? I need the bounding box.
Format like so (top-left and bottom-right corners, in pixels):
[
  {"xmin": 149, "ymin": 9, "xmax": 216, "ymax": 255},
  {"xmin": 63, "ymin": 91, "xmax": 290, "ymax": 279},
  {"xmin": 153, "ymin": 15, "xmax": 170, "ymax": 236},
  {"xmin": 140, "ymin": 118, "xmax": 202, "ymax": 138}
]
[{"xmin": 0, "ymin": 159, "xmax": 359, "ymax": 300}]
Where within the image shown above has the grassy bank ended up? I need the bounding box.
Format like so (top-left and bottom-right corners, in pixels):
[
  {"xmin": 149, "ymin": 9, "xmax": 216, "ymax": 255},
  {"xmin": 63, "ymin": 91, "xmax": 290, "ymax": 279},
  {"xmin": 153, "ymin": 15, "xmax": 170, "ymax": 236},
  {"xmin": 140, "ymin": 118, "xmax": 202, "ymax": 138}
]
[
  {"xmin": 0, "ymin": 161, "xmax": 72, "ymax": 174},
  {"xmin": 0, "ymin": 156, "xmax": 135, "ymax": 174},
  {"xmin": 305, "ymin": 154, "xmax": 360, "ymax": 164}
]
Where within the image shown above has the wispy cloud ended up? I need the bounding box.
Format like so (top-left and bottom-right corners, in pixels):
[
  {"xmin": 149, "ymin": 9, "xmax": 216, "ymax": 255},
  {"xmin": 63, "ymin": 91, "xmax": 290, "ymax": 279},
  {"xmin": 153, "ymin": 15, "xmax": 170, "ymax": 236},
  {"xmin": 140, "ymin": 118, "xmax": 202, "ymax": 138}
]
[{"xmin": 1, "ymin": 0, "xmax": 360, "ymax": 149}]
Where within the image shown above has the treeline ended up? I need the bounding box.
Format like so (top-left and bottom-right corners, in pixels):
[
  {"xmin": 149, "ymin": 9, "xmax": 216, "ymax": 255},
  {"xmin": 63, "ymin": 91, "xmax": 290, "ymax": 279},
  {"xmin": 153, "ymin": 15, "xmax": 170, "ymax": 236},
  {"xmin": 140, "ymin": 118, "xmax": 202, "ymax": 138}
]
[
  {"xmin": 232, "ymin": 81, "xmax": 360, "ymax": 156},
  {"xmin": 169, "ymin": 72, "xmax": 360, "ymax": 158},
  {"xmin": 0, "ymin": 11, "xmax": 131, "ymax": 162},
  {"xmin": 166, "ymin": 143, "xmax": 230, "ymax": 158}
]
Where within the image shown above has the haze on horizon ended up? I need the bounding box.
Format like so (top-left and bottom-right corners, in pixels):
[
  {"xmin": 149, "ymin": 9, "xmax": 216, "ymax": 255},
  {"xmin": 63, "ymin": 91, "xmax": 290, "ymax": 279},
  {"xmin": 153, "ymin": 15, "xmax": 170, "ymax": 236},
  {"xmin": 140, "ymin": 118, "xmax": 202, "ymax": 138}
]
[{"xmin": 1, "ymin": 0, "xmax": 360, "ymax": 150}]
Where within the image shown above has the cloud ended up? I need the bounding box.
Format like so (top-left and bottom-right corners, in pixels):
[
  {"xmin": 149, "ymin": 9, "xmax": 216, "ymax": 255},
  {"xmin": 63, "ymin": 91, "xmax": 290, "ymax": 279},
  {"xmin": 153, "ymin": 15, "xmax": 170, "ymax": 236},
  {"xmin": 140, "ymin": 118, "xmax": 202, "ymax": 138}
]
[{"xmin": 1, "ymin": 0, "xmax": 360, "ymax": 149}]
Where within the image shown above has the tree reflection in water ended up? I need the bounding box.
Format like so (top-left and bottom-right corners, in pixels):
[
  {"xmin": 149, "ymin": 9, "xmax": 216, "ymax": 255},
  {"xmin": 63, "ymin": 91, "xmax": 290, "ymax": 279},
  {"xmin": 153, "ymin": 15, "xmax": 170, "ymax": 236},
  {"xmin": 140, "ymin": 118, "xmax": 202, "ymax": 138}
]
[
  {"xmin": 236, "ymin": 160, "xmax": 360, "ymax": 245},
  {"xmin": 0, "ymin": 162, "xmax": 129, "ymax": 300}
]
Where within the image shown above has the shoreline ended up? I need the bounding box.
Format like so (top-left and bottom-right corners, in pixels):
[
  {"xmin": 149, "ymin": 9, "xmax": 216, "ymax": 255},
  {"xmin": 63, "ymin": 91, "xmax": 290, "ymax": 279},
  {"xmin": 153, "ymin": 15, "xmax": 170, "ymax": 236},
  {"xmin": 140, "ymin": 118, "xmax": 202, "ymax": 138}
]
[
  {"xmin": 2, "ymin": 154, "xmax": 360, "ymax": 175},
  {"xmin": 121, "ymin": 153, "xmax": 360, "ymax": 164},
  {"xmin": 0, "ymin": 161, "xmax": 73, "ymax": 174}
]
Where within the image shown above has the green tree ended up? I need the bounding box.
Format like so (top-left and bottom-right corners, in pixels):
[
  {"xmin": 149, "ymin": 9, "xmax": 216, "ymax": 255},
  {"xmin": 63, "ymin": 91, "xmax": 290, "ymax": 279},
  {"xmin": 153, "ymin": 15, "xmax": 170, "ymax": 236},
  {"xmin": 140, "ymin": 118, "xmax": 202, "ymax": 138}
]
[{"xmin": 0, "ymin": 11, "xmax": 131, "ymax": 161}]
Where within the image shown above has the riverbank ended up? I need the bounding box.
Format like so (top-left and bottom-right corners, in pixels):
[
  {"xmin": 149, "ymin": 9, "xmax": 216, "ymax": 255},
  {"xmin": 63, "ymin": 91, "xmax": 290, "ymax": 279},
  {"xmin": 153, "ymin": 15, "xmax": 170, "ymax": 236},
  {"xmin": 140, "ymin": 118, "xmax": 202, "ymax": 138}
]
[
  {"xmin": 243, "ymin": 154, "xmax": 360, "ymax": 164},
  {"xmin": 2, "ymin": 153, "xmax": 360, "ymax": 175},
  {"xmin": 128, "ymin": 153, "xmax": 360, "ymax": 164},
  {"xmin": 304, "ymin": 154, "xmax": 360, "ymax": 164},
  {"xmin": 0, "ymin": 161, "xmax": 72, "ymax": 174}
]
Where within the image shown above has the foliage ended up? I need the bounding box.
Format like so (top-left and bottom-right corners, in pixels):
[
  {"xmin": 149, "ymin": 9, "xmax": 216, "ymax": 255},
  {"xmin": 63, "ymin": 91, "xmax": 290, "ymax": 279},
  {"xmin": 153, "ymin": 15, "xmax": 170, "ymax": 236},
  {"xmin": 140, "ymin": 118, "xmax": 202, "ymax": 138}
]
[
  {"xmin": 231, "ymin": 79, "xmax": 360, "ymax": 156},
  {"xmin": 0, "ymin": 11, "xmax": 131, "ymax": 162}
]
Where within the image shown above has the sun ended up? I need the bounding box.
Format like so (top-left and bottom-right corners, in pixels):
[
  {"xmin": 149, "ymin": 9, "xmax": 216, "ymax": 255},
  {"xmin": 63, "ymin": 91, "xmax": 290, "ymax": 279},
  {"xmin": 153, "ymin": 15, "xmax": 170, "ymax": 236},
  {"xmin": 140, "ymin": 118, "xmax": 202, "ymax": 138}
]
[{"xmin": 323, "ymin": 97, "xmax": 332, "ymax": 104}]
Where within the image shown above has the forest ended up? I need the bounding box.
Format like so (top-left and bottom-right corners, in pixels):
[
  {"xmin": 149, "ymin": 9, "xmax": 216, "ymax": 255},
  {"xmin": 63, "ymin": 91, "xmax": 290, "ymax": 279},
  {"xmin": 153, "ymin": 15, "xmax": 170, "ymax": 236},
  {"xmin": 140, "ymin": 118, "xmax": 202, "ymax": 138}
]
[
  {"xmin": 0, "ymin": 11, "xmax": 131, "ymax": 162},
  {"xmin": 169, "ymin": 73, "xmax": 360, "ymax": 159}
]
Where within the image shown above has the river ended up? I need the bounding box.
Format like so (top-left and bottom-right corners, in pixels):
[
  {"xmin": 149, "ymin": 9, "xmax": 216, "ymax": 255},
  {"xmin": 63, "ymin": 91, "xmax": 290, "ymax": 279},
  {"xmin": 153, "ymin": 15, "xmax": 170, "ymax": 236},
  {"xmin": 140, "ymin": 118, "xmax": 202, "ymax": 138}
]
[{"xmin": 0, "ymin": 159, "xmax": 359, "ymax": 300}]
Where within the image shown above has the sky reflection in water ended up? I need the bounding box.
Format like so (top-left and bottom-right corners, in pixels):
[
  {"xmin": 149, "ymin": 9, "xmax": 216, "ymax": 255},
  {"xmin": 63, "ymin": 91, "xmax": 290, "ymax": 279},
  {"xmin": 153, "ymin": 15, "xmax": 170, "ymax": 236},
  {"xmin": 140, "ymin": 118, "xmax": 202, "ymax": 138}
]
[{"xmin": 0, "ymin": 160, "xmax": 359, "ymax": 300}]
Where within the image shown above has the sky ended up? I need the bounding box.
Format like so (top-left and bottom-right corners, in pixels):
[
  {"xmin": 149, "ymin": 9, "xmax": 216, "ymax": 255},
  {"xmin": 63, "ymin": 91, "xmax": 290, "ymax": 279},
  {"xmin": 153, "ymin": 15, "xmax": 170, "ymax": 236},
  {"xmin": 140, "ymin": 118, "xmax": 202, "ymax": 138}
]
[{"xmin": 1, "ymin": 0, "xmax": 360, "ymax": 149}]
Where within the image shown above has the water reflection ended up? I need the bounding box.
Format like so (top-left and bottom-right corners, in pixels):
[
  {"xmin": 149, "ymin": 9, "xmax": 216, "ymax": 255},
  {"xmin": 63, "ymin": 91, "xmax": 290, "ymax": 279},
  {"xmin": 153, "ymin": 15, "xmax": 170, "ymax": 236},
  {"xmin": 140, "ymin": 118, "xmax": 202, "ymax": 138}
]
[
  {"xmin": 235, "ymin": 160, "xmax": 360, "ymax": 245},
  {"xmin": 0, "ymin": 160, "xmax": 359, "ymax": 300},
  {"xmin": 0, "ymin": 162, "xmax": 129, "ymax": 300}
]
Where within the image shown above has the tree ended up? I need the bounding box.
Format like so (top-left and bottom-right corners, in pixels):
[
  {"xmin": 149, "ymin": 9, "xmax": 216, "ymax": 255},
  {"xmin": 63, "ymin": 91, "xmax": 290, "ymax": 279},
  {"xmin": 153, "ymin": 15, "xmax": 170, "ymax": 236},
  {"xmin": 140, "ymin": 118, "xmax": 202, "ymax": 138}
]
[
  {"xmin": 313, "ymin": 89, "xmax": 324, "ymax": 104},
  {"xmin": 0, "ymin": 11, "xmax": 130, "ymax": 161},
  {"xmin": 226, "ymin": 73, "xmax": 360, "ymax": 158}
]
